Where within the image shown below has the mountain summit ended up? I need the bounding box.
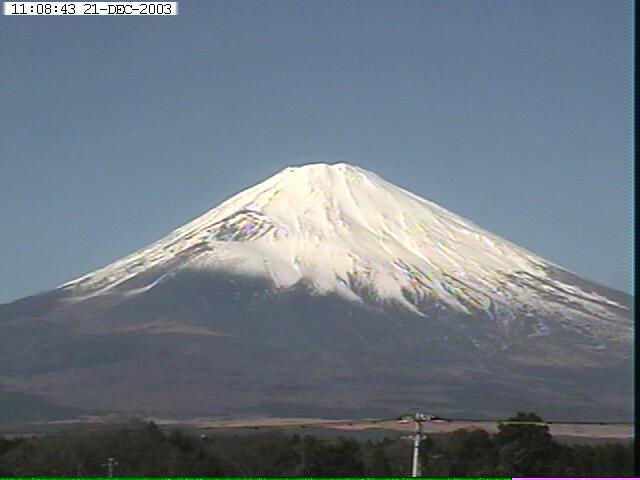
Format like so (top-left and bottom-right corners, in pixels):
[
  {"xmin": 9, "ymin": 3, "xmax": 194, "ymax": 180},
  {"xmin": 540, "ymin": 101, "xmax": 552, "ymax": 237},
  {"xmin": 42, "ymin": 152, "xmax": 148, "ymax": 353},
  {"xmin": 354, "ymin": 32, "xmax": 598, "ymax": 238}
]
[
  {"xmin": 0, "ymin": 163, "xmax": 631, "ymax": 424},
  {"xmin": 64, "ymin": 163, "xmax": 628, "ymax": 342}
]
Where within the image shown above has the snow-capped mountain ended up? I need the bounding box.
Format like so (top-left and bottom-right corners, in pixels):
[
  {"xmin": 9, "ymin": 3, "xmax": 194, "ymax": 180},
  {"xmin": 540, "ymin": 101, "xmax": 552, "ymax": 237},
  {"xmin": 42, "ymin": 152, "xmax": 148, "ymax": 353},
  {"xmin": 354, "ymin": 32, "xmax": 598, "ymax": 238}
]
[
  {"xmin": 0, "ymin": 163, "xmax": 631, "ymax": 425},
  {"xmin": 63, "ymin": 163, "xmax": 628, "ymax": 342}
]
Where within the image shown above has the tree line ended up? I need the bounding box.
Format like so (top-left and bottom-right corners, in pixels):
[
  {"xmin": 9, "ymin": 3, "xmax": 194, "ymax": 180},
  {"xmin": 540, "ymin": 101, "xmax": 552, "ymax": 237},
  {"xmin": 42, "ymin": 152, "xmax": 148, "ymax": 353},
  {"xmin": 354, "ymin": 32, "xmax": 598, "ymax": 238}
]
[{"xmin": 0, "ymin": 413, "xmax": 633, "ymax": 477}]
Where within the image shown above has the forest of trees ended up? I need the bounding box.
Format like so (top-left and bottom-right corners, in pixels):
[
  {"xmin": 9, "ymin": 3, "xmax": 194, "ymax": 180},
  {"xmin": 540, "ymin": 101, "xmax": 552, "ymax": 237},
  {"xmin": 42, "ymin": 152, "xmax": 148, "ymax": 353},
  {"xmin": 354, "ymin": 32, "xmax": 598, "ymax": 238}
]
[{"xmin": 0, "ymin": 413, "xmax": 633, "ymax": 477}]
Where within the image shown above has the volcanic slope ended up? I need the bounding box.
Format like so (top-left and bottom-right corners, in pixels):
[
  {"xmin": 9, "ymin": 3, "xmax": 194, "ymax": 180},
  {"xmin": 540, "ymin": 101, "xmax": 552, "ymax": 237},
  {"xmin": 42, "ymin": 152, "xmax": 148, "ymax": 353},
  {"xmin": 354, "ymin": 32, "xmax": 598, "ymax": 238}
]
[{"xmin": 0, "ymin": 163, "xmax": 631, "ymax": 424}]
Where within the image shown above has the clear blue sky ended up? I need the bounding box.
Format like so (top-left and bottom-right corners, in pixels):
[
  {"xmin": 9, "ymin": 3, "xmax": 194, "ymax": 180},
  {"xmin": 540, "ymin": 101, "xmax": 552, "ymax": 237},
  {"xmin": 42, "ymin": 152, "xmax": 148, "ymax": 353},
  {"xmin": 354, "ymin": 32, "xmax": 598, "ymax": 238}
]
[{"xmin": 0, "ymin": 0, "xmax": 632, "ymax": 303}]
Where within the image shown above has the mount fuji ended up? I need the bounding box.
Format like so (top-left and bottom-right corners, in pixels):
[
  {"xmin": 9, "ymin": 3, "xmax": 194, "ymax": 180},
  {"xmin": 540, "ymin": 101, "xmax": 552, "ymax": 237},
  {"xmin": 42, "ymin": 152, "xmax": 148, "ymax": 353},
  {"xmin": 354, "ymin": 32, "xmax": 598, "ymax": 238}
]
[{"xmin": 0, "ymin": 163, "xmax": 631, "ymax": 424}]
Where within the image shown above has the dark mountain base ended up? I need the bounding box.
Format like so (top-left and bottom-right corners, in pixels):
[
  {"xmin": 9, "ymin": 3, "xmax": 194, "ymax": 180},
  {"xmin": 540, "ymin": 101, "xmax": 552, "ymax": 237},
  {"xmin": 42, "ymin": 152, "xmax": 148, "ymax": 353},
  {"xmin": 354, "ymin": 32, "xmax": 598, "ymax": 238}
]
[{"xmin": 0, "ymin": 269, "xmax": 631, "ymax": 425}]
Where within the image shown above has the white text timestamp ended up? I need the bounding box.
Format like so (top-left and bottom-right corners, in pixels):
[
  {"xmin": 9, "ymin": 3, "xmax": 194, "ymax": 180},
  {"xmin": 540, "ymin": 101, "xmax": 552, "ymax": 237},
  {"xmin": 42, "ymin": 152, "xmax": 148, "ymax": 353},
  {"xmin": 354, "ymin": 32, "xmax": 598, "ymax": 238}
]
[{"xmin": 4, "ymin": 2, "xmax": 178, "ymax": 15}]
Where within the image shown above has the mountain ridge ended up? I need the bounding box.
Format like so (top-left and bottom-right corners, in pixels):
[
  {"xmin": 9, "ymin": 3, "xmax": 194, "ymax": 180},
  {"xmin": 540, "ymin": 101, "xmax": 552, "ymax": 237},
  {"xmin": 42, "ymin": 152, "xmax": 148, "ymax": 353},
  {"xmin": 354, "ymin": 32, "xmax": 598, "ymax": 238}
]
[
  {"xmin": 0, "ymin": 163, "xmax": 631, "ymax": 424},
  {"xmin": 57, "ymin": 163, "xmax": 629, "ymax": 342}
]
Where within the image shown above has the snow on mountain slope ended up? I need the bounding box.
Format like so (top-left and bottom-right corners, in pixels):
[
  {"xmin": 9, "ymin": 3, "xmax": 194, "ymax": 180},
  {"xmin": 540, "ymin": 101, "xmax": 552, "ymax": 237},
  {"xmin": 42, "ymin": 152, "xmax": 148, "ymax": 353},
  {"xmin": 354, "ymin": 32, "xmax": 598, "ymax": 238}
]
[{"xmin": 61, "ymin": 163, "xmax": 629, "ymax": 341}]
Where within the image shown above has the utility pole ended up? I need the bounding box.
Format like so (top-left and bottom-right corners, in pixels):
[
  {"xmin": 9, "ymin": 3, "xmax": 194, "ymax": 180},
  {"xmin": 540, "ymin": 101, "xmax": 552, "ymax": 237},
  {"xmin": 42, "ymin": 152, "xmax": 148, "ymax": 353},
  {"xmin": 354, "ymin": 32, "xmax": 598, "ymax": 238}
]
[
  {"xmin": 102, "ymin": 457, "xmax": 117, "ymax": 478},
  {"xmin": 399, "ymin": 412, "xmax": 448, "ymax": 478},
  {"xmin": 411, "ymin": 416, "xmax": 423, "ymax": 477}
]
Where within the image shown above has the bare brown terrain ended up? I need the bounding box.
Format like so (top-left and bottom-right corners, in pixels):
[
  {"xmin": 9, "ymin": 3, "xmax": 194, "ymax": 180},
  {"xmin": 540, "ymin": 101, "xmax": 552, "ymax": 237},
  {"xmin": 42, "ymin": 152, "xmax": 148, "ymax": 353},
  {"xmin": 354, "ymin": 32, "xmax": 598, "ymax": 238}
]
[
  {"xmin": 26, "ymin": 415, "xmax": 627, "ymax": 440},
  {"xmin": 186, "ymin": 417, "xmax": 633, "ymax": 439}
]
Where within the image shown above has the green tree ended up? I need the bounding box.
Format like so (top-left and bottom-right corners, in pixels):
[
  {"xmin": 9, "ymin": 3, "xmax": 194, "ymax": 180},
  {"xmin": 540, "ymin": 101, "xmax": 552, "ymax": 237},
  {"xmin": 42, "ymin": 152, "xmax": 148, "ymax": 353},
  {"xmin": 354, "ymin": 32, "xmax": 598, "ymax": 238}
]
[
  {"xmin": 300, "ymin": 436, "xmax": 365, "ymax": 476},
  {"xmin": 494, "ymin": 412, "xmax": 559, "ymax": 476},
  {"xmin": 438, "ymin": 428, "xmax": 498, "ymax": 475},
  {"xmin": 363, "ymin": 440, "xmax": 392, "ymax": 477}
]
